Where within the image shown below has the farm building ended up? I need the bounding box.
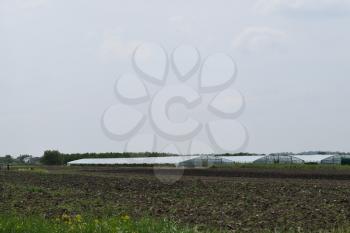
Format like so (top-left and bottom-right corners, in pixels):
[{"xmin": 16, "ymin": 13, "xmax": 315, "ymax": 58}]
[
  {"xmin": 68, "ymin": 156, "xmax": 202, "ymax": 167},
  {"xmin": 67, "ymin": 154, "xmax": 350, "ymax": 167},
  {"xmin": 252, "ymin": 155, "xmax": 304, "ymax": 164},
  {"xmin": 320, "ymin": 154, "xmax": 350, "ymax": 164},
  {"xmin": 225, "ymin": 154, "xmax": 350, "ymax": 165},
  {"xmin": 293, "ymin": 155, "xmax": 333, "ymax": 164},
  {"xmin": 175, "ymin": 155, "xmax": 288, "ymax": 166},
  {"xmin": 219, "ymin": 155, "xmax": 304, "ymax": 164},
  {"xmin": 220, "ymin": 155, "xmax": 266, "ymax": 164},
  {"xmin": 295, "ymin": 154, "xmax": 350, "ymax": 164},
  {"xmin": 67, "ymin": 155, "xmax": 270, "ymax": 167},
  {"xmin": 252, "ymin": 154, "xmax": 350, "ymax": 164},
  {"xmin": 177, "ymin": 155, "xmax": 219, "ymax": 167}
]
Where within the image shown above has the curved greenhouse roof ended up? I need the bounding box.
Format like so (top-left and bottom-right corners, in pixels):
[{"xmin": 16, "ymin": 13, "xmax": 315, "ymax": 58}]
[
  {"xmin": 220, "ymin": 156, "xmax": 266, "ymax": 163},
  {"xmin": 254, "ymin": 155, "xmax": 304, "ymax": 164},
  {"xmin": 67, "ymin": 156, "xmax": 200, "ymax": 166},
  {"xmin": 67, "ymin": 154, "xmax": 350, "ymax": 166},
  {"xmin": 293, "ymin": 155, "xmax": 334, "ymax": 163}
]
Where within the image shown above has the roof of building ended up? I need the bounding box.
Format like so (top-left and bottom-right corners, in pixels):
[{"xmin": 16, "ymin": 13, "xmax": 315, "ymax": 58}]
[
  {"xmin": 67, "ymin": 156, "xmax": 200, "ymax": 165},
  {"xmin": 220, "ymin": 155, "xmax": 266, "ymax": 163},
  {"xmin": 67, "ymin": 154, "xmax": 347, "ymax": 165},
  {"xmin": 293, "ymin": 155, "xmax": 334, "ymax": 163}
]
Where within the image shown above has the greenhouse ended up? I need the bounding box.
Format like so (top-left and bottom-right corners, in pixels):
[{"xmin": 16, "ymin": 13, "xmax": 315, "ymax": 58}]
[
  {"xmin": 319, "ymin": 154, "xmax": 350, "ymax": 165},
  {"xmin": 220, "ymin": 155, "xmax": 266, "ymax": 164},
  {"xmin": 67, "ymin": 156, "xmax": 200, "ymax": 166},
  {"xmin": 178, "ymin": 155, "xmax": 224, "ymax": 167},
  {"xmin": 68, "ymin": 155, "xmax": 235, "ymax": 167},
  {"xmin": 293, "ymin": 155, "xmax": 333, "ymax": 164},
  {"xmin": 253, "ymin": 155, "xmax": 304, "ymax": 164},
  {"xmin": 67, "ymin": 154, "xmax": 350, "ymax": 167},
  {"xmin": 253, "ymin": 154, "xmax": 350, "ymax": 164}
]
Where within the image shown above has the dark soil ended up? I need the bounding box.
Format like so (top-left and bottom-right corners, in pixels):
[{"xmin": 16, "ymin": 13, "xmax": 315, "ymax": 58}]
[
  {"xmin": 81, "ymin": 166, "xmax": 350, "ymax": 180},
  {"xmin": 1, "ymin": 169, "xmax": 350, "ymax": 232}
]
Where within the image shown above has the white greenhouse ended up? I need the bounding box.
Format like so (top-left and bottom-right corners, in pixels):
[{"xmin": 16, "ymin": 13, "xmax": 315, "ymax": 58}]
[
  {"xmin": 220, "ymin": 156, "xmax": 266, "ymax": 164},
  {"xmin": 68, "ymin": 156, "xmax": 201, "ymax": 167},
  {"xmin": 293, "ymin": 155, "xmax": 333, "ymax": 164},
  {"xmin": 67, "ymin": 154, "xmax": 350, "ymax": 167},
  {"xmin": 253, "ymin": 155, "xmax": 304, "ymax": 164}
]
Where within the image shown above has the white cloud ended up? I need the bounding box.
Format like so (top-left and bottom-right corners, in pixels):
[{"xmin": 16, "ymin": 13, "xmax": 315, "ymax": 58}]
[
  {"xmin": 255, "ymin": 0, "xmax": 350, "ymax": 15},
  {"xmin": 232, "ymin": 27, "xmax": 287, "ymax": 53}
]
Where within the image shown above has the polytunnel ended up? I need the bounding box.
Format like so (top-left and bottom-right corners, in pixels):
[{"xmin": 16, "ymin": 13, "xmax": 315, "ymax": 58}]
[
  {"xmin": 67, "ymin": 156, "xmax": 200, "ymax": 166},
  {"xmin": 67, "ymin": 154, "xmax": 350, "ymax": 167},
  {"xmin": 178, "ymin": 155, "xmax": 226, "ymax": 167},
  {"xmin": 219, "ymin": 155, "xmax": 266, "ymax": 164},
  {"xmin": 253, "ymin": 155, "xmax": 304, "ymax": 164},
  {"xmin": 320, "ymin": 154, "xmax": 350, "ymax": 164},
  {"xmin": 293, "ymin": 155, "xmax": 336, "ymax": 164}
]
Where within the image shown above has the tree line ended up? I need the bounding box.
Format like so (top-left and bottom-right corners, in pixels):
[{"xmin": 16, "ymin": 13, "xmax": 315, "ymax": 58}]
[
  {"xmin": 40, "ymin": 150, "xmax": 172, "ymax": 165},
  {"xmin": 3, "ymin": 150, "xmax": 350, "ymax": 166},
  {"xmin": 0, "ymin": 155, "xmax": 39, "ymax": 165}
]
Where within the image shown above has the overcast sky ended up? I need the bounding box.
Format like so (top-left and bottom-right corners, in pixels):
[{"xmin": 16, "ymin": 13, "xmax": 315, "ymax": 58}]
[{"xmin": 1, "ymin": 0, "xmax": 350, "ymax": 156}]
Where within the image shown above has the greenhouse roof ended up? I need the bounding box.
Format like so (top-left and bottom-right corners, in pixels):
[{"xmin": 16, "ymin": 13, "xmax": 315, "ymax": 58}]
[
  {"xmin": 68, "ymin": 154, "xmax": 345, "ymax": 166},
  {"xmin": 293, "ymin": 155, "xmax": 334, "ymax": 163},
  {"xmin": 220, "ymin": 155, "xmax": 266, "ymax": 163},
  {"xmin": 67, "ymin": 156, "xmax": 200, "ymax": 165}
]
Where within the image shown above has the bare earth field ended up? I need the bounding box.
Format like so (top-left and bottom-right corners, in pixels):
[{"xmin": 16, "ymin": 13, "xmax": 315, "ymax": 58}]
[
  {"xmin": 1, "ymin": 167, "xmax": 350, "ymax": 232},
  {"xmin": 81, "ymin": 166, "xmax": 350, "ymax": 180}
]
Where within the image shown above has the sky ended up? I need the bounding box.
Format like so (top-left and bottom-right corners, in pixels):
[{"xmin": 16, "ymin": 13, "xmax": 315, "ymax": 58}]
[{"xmin": 1, "ymin": 0, "xmax": 350, "ymax": 156}]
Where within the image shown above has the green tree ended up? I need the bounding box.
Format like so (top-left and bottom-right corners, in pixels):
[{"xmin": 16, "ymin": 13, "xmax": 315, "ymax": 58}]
[
  {"xmin": 40, "ymin": 150, "xmax": 63, "ymax": 165},
  {"xmin": 4, "ymin": 155, "xmax": 13, "ymax": 164}
]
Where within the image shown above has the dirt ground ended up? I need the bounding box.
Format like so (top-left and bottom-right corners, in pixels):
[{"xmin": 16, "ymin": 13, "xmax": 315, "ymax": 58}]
[
  {"xmin": 1, "ymin": 167, "xmax": 350, "ymax": 232},
  {"xmin": 80, "ymin": 166, "xmax": 350, "ymax": 180}
]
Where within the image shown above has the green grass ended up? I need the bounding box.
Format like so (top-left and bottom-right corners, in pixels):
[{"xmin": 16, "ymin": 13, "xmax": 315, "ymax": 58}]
[
  {"xmin": 2, "ymin": 215, "xmax": 350, "ymax": 233},
  {"xmin": 0, "ymin": 215, "xmax": 204, "ymax": 233}
]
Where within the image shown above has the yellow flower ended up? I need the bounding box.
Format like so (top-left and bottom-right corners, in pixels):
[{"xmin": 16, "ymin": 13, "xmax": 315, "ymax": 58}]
[
  {"xmin": 75, "ymin": 214, "xmax": 82, "ymax": 223},
  {"xmin": 121, "ymin": 214, "xmax": 130, "ymax": 222}
]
